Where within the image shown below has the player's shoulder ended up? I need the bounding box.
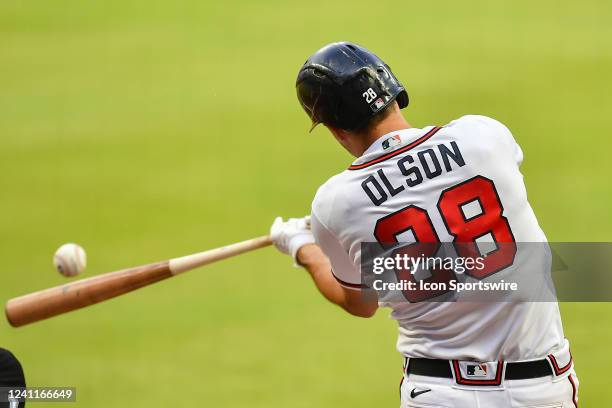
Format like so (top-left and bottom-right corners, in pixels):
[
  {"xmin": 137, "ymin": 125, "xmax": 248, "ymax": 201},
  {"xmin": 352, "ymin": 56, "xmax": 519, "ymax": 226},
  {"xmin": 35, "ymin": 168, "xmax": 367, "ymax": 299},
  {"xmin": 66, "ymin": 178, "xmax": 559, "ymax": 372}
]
[
  {"xmin": 311, "ymin": 170, "xmax": 353, "ymax": 222},
  {"xmin": 312, "ymin": 171, "xmax": 346, "ymax": 208},
  {"xmin": 446, "ymin": 114, "xmax": 523, "ymax": 164},
  {"xmin": 446, "ymin": 114, "xmax": 513, "ymax": 138}
]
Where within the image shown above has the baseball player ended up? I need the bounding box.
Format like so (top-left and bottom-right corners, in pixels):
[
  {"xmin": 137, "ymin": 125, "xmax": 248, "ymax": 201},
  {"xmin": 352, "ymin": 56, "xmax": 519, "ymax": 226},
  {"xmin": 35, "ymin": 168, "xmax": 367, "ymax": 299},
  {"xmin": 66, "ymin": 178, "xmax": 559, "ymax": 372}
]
[
  {"xmin": 0, "ymin": 348, "xmax": 26, "ymax": 408},
  {"xmin": 270, "ymin": 42, "xmax": 579, "ymax": 407}
]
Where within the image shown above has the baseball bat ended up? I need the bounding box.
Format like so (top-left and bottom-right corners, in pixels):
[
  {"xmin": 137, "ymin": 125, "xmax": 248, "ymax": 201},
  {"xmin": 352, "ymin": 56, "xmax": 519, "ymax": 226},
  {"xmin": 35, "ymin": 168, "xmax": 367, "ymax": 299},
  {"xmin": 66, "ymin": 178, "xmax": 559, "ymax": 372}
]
[{"xmin": 5, "ymin": 235, "xmax": 273, "ymax": 328}]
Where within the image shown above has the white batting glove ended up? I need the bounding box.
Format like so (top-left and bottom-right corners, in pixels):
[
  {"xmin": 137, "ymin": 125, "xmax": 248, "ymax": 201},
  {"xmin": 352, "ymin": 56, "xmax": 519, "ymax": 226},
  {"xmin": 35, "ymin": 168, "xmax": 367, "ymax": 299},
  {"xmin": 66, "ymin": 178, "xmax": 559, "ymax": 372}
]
[{"xmin": 270, "ymin": 216, "xmax": 315, "ymax": 264}]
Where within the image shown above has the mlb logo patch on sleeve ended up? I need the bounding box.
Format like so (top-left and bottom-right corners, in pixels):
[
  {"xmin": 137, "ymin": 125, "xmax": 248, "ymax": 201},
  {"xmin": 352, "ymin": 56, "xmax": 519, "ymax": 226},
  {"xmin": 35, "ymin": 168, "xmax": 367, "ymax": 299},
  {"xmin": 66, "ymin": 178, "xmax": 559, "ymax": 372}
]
[{"xmin": 382, "ymin": 135, "xmax": 402, "ymax": 150}]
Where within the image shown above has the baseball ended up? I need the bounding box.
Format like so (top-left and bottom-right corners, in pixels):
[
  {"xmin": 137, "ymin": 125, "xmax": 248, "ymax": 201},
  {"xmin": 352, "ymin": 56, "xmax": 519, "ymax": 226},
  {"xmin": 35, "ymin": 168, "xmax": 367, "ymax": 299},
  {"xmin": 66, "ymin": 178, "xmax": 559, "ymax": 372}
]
[{"xmin": 54, "ymin": 243, "xmax": 87, "ymax": 277}]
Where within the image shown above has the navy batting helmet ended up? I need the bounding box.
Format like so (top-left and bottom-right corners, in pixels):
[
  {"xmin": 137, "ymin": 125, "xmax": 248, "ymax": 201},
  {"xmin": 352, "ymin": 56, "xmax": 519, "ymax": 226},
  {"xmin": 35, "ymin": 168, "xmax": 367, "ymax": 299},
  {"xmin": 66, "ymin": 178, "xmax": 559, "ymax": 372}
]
[{"xmin": 296, "ymin": 42, "xmax": 409, "ymax": 131}]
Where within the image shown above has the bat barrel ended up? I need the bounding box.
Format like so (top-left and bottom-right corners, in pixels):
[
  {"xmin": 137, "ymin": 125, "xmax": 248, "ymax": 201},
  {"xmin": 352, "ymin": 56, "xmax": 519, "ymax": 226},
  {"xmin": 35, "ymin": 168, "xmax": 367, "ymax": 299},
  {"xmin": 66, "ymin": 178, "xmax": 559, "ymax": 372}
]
[
  {"xmin": 5, "ymin": 261, "xmax": 172, "ymax": 327},
  {"xmin": 5, "ymin": 235, "xmax": 273, "ymax": 327}
]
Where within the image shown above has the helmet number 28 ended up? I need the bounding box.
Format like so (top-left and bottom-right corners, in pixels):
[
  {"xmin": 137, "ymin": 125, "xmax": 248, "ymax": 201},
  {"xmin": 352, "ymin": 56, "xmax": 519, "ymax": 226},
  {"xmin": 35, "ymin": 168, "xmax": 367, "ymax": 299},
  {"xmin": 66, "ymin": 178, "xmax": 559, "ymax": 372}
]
[{"xmin": 362, "ymin": 88, "xmax": 378, "ymax": 103}]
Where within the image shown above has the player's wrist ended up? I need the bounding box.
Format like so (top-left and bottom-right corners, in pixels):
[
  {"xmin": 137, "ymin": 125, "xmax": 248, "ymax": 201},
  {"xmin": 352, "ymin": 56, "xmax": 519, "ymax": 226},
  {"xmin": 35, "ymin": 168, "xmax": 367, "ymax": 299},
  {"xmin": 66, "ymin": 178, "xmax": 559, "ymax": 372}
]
[
  {"xmin": 290, "ymin": 234, "xmax": 315, "ymax": 266},
  {"xmin": 269, "ymin": 216, "xmax": 314, "ymax": 265}
]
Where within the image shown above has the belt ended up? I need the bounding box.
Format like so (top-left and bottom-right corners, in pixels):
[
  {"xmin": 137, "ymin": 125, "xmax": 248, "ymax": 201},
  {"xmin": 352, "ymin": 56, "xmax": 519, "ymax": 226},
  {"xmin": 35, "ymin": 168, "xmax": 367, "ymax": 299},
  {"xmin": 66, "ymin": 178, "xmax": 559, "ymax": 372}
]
[{"xmin": 407, "ymin": 358, "xmax": 552, "ymax": 380}]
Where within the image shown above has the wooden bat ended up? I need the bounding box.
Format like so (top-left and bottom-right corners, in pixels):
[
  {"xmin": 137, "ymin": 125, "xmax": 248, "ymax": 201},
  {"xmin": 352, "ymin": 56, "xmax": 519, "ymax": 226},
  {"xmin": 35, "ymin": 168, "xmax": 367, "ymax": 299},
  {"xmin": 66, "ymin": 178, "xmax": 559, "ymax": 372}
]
[{"xmin": 5, "ymin": 235, "xmax": 273, "ymax": 327}]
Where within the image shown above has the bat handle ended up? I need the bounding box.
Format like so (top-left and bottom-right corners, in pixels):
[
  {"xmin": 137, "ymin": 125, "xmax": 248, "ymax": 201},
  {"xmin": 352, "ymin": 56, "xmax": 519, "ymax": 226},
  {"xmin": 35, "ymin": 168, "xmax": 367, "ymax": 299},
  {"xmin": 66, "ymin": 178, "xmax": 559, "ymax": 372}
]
[{"xmin": 168, "ymin": 235, "xmax": 273, "ymax": 274}]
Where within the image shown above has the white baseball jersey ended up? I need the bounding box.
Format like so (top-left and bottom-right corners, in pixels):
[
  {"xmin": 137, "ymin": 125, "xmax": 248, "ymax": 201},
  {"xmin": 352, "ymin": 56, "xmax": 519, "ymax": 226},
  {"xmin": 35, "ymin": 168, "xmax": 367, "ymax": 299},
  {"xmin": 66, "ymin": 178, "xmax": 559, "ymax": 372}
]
[{"xmin": 311, "ymin": 115, "xmax": 565, "ymax": 361}]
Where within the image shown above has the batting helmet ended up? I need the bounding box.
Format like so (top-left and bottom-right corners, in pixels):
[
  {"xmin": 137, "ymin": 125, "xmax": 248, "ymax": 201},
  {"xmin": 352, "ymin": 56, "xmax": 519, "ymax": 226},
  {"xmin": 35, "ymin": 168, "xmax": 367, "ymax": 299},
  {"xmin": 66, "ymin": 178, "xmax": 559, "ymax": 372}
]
[{"xmin": 296, "ymin": 42, "xmax": 409, "ymax": 131}]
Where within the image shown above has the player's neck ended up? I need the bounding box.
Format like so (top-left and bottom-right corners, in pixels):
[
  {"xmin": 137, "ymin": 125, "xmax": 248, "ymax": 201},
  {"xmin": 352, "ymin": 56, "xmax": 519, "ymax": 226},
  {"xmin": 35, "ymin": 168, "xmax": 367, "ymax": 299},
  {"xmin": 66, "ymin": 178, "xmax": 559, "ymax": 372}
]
[{"xmin": 359, "ymin": 113, "xmax": 412, "ymax": 156}]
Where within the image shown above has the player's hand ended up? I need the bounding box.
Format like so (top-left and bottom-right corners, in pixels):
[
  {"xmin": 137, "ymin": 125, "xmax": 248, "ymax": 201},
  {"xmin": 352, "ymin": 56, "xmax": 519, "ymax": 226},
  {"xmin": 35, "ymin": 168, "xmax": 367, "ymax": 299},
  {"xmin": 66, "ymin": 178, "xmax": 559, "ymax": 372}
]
[{"xmin": 270, "ymin": 216, "xmax": 315, "ymax": 264}]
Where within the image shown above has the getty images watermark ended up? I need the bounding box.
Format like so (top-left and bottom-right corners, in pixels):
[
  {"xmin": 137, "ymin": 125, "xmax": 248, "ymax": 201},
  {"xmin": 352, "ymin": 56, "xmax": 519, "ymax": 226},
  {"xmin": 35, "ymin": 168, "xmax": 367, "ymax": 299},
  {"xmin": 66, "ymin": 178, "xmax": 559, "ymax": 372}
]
[
  {"xmin": 371, "ymin": 252, "xmax": 518, "ymax": 293},
  {"xmin": 359, "ymin": 242, "xmax": 612, "ymax": 303}
]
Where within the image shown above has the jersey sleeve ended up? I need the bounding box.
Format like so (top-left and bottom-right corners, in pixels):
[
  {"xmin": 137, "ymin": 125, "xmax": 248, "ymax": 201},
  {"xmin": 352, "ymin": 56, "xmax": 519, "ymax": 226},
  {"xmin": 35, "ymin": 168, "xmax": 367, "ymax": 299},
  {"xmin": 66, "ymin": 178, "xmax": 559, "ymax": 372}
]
[{"xmin": 310, "ymin": 211, "xmax": 363, "ymax": 290}]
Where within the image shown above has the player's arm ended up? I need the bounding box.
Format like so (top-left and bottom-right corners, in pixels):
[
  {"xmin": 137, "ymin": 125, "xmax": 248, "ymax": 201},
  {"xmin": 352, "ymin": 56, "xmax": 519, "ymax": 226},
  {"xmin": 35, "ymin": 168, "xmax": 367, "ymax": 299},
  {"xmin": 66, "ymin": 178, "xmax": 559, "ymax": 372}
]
[
  {"xmin": 296, "ymin": 243, "xmax": 377, "ymax": 317},
  {"xmin": 270, "ymin": 217, "xmax": 378, "ymax": 318}
]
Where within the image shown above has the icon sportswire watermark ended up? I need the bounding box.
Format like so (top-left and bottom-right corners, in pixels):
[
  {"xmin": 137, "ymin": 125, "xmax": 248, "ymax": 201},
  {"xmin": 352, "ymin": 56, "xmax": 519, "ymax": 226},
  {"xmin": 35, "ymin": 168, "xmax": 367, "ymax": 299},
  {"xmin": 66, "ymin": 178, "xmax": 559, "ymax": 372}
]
[{"xmin": 358, "ymin": 242, "xmax": 612, "ymax": 302}]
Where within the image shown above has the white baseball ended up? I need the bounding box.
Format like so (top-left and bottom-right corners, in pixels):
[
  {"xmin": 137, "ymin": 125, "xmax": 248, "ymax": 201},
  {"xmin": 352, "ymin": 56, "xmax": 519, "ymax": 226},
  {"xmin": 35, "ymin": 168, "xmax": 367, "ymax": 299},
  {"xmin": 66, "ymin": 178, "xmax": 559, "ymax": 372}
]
[{"xmin": 54, "ymin": 243, "xmax": 87, "ymax": 277}]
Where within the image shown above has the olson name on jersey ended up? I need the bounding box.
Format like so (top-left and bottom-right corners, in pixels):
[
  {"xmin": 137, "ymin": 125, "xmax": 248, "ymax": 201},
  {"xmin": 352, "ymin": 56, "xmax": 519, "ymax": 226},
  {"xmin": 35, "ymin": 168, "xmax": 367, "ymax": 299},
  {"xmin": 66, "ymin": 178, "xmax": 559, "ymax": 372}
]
[{"xmin": 360, "ymin": 141, "xmax": 466, "ymax": 206}]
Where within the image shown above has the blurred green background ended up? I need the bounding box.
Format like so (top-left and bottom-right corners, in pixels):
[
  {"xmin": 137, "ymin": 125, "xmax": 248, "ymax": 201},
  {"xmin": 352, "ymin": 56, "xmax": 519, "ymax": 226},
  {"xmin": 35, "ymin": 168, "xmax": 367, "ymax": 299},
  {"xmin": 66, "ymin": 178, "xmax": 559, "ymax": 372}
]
[{"xmin": 1, "ymin": 0, "xmax": 610, "ymax": 406}]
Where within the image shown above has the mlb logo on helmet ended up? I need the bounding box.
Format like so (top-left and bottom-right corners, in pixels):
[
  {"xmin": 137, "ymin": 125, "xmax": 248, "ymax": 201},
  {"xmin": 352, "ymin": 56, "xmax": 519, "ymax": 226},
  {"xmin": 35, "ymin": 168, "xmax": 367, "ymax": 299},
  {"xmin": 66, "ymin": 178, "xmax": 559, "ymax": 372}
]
[
  {"xmin": 371, "ymin": 97, "xmax": 385, "ymax": 111},
  {"xmin": 382, "ymin": 135, "xmax": 402, "ymax": 150},
  {"xmin": 466, "ymin": 364, "xmax": 488, "ymax": 377}
]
